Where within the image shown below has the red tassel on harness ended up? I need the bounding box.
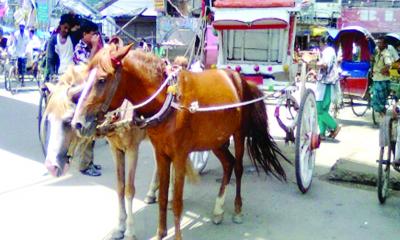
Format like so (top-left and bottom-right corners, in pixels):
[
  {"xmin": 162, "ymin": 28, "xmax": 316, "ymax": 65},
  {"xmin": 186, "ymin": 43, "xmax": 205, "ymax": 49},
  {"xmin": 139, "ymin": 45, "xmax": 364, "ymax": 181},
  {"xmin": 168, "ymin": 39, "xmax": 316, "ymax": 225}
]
[{"xmin": 110, "ymin": 56, "xmax": 122, "ymax": 67}]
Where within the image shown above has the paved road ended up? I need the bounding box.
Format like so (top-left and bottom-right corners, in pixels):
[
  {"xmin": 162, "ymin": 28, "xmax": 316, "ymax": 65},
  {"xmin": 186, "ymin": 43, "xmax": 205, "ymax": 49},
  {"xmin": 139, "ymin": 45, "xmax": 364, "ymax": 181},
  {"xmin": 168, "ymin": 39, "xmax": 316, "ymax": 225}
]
[{"xmin": 0, "ymin": 87, "xmax": 399, "ymax": 240}]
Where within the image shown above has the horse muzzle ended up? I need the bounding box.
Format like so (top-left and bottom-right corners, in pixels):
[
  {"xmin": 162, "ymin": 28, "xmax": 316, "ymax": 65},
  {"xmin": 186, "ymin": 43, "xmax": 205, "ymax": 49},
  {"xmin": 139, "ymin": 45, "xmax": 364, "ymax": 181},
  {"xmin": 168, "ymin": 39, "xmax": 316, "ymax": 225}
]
[{"xmin": 44, "ymin": 157, "xmax": 70, "ymax": 177}]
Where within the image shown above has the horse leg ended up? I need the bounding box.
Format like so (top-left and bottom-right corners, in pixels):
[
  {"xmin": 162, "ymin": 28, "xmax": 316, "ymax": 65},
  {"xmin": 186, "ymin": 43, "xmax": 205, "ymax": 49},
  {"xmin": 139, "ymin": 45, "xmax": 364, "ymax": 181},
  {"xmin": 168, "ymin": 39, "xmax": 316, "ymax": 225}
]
[
  {"xmin": 155, "ymin": 151, "xmax": 171, "ymax": 239},
  {"xmin": 171, "ymin": 155, "xmax": 187, "ymax": 240},
  {"xmin": 144, "ymin": 160, "xmax": 159, "ymax": 204},
  {"xmin": 212, "ymin": 146, "xmax": 235, "ymax": 225},
  {"xmin": 124, "ymin": 146, "xmax": 139, "ymax": 240},
  {"xmin": 232, "ymin": 134, "xmax": 245, "ymax": 224},
  {"xmin": 109, "ymin": 144, "xmax": 127, "ymax": 239}
]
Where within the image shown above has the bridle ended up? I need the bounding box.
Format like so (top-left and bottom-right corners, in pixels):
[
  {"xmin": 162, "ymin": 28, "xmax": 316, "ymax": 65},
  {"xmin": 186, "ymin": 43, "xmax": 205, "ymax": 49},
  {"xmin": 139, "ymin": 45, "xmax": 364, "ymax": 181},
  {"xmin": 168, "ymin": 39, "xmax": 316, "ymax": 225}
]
[{"xmin": 99, "ymin": 57, "xmax": 123, "ymax": 113}]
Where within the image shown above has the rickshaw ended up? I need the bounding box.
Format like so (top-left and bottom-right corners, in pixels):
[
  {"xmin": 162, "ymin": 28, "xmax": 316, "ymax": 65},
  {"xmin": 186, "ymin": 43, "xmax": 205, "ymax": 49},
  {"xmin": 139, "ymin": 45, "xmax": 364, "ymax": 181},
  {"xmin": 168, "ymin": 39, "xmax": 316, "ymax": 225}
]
[
  {"xmin": 334, "ymin": 26, "xmax": 375, "ymax": 118},
  {"xmin": 377, "ymin": 33, "xmax": 400, "ymax": 204},
  {"xmin": 4, "ymin": 48, "xmax": 45, "ymax": 94},
  {"xmin": 213, "ymin": 0, "xmax": 319, "ymax": 193}
]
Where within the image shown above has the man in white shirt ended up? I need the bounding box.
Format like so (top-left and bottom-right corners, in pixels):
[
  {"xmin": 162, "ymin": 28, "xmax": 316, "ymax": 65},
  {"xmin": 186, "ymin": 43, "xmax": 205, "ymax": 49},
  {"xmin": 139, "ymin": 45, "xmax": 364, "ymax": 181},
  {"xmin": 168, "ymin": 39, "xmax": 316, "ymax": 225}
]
[
  {"xmin": 45, "ymin": 14, "xmax": 75, "ymax": 81},
  {"xmin": 304, "ymin": 35, "xmax": 341, "ymax": 139},
  {"xmin": 11, "ymin": 20, "xmax": 29, "ymax": 86},
  {"xmin": 26, "ymin": 27, "xmax": 41, "ymax": 77}
]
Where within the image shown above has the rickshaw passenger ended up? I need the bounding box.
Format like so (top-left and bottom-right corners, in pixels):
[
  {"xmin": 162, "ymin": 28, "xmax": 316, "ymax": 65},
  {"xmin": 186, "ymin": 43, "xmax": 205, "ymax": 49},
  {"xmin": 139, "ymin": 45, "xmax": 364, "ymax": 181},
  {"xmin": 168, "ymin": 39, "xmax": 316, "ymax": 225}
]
[
  {"xmin": 10, "ymin": 20, "xmax": 29, "ymax": 86},
  {"xmin": 371, "ymin": 37, "xmax": 393, "ymax": 117},
  {"xmin": 308, "ymin": 35, "xmax": 341, "ymax": 139}
]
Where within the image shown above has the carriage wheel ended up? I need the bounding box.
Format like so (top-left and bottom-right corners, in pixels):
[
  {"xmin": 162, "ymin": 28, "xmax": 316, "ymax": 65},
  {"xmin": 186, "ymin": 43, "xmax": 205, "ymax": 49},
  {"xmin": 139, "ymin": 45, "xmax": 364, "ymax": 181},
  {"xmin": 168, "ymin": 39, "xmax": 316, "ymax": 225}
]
[
  {"xmin": 372, "ymin": 109, "xmax": 381, "ymax": 126},
  {"xmin": 350, "ymin": 97, "xmax": 369, "ymax": 117},
  {"xmin": 377, "ymin": 146, "xmax": 391, "ymax": 204},
  {"xmin": 4, "ymin": 66, "xmax": 14, "ymax": 91},
  {"xmin": 38, "ymin": 92, "xmax": 48, "ymax": 154},
  {"xmin": 189, "ymin": 151, "xmax": 209, "ymax": 174},
  {"xmin": 295, "ymin": 89, "xmax": 318, "ymax": 193}
]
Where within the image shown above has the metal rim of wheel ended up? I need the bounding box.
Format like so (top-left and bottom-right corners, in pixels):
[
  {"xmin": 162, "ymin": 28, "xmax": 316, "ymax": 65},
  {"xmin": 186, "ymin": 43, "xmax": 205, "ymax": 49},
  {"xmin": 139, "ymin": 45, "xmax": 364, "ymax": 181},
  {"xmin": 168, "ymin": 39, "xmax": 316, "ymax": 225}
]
[
  {"xmin": 295, "ymin": 89, "xmax": 318, "ymax": 193},
  {"xmin": 377, "ymin": 146, "xmax": 391, "ymax": 204},
  {"xmin": 189, "ymin": 151, "xmax": 209, "ymax": 174},
  {"xmin": 372, "ymin": 109, "xmax": 380, "ymax": 126},
  {"xmin": 350, "ymin": 97, "xmax": 369, "ymax": 117},
  {"xmin": 6, "ymin": 67, "xmax": 16, "ymax": 93},
  {"xmin": 38, "ymin": 93, "xmax": 48, "ymax": 155}
]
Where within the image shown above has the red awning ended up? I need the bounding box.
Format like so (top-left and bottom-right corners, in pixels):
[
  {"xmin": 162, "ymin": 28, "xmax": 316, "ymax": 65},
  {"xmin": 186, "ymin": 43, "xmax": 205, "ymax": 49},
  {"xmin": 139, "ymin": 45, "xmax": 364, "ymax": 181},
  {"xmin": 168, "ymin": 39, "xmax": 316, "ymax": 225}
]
[{"xmin": 214, "ymin": 0, "xmax": 295, "ymax": 8}]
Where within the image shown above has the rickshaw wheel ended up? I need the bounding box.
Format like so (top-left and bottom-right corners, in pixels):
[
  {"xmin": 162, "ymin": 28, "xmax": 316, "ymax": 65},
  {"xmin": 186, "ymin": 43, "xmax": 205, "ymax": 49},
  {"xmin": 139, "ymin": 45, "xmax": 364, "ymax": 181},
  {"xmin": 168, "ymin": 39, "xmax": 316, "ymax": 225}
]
[
  {"xmin": 295, "ymin": 89, "xmax": 317, "ymax": 193},
  {"xmin": 4, "ymin": 66, "xmax": 15, "ymax": 91},
  {"xmin": 377, "ymin": 146, "xmax": 391, "ymax": 204},
  {"xmin": 350, "ymin": 97, "xmax": 369, "ymax": 117},
  {"xmin": 38, "ymin": 91, "xmax": 48, "ymax": 155},
  {"xmin": 372, "ymin": 109, "xmax": 381, "ymax": 126}
]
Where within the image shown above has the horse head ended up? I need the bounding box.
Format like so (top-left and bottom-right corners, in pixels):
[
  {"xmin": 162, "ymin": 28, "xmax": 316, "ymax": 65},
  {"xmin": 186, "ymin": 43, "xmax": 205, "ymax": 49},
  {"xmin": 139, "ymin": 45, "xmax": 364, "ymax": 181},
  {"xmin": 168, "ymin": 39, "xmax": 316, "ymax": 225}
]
[
  {"xmin": 43, "ymin": 65, "xmax": 89, "ymax": 177},
  {"xmin": 71, "ymin": 41, "xmax": 133, "ymax": 137}
]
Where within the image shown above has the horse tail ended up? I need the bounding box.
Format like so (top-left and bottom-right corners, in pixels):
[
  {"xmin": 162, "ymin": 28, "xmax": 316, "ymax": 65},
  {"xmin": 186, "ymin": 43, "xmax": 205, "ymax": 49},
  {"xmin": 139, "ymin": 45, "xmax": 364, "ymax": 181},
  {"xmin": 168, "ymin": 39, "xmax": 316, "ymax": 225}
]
[{"xmin": 243, "ymin": 81, "xmax": 290, "ymax": 181}]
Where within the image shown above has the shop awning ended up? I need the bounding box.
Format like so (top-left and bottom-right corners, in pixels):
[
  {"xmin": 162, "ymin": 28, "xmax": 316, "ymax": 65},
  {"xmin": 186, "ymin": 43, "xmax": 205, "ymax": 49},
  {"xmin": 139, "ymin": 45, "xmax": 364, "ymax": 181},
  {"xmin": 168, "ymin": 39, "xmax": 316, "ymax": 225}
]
[{"xmin": 214, "ymin": 0, "xmax": 295, "ymax": 8}]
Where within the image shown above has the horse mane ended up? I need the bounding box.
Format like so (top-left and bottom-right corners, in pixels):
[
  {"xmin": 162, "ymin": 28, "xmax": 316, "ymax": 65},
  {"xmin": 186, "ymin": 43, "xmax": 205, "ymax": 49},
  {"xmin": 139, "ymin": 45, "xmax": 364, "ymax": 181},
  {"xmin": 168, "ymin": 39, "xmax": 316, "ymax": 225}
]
[
  {"xmin": 89, "ymin": 44, "xmax": 166, "ymax": 82},
  {"xmin": 45, "ymin": 64, "xmax": 89, "ymax": 118}
]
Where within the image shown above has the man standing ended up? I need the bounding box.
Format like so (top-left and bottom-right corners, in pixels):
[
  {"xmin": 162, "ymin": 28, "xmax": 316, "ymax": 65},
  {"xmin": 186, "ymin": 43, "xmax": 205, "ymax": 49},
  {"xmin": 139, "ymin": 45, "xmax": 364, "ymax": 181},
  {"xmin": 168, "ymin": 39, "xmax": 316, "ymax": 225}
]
[
  {"xmin": 73, "ymin": 21, "xmax": 102, "ymax": 64},
  {"xmin": 371, "ymin": 37, "xmax": 393, "ymax": 117},
  {"xmin": 305, "ymin": 35, "xmax": 341, "ymax": 140},
  {"xmin": 45, "ymin": 13, "xmax": 75, "ymax": 81},
  {"xmin": 73, "ymin": 20, "xmax": 103, "ymax": 177},
  {"xmin": 11, "ymin": 20, "xmax": 29, "ymax": 86}
]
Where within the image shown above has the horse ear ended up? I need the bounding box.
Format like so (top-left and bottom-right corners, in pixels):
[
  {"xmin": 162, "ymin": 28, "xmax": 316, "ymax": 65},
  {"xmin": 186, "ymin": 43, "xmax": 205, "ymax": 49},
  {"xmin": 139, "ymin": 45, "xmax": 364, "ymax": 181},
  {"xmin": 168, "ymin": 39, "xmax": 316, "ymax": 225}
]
[
  {"xmin": 108, "ymin": 36, "xmax": 124, "ymax": 49},
  {"xmin": 111, "ymin": 42, "xmax": 134, "ymax": 63},
  {"xmin": 67, "ymin": 84, "xmax": 84, "ymax": 104}
]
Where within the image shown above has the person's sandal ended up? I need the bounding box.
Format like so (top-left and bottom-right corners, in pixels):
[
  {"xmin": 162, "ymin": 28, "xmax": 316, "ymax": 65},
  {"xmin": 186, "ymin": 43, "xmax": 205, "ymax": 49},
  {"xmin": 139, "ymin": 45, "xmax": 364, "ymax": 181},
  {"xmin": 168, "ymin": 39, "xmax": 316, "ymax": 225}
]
[
  {"xmin": 80, "ymin": 164, "xmax": 101, "ymax": 177},
  {"xmin": 329, "ymin": 125, "xmax": 342, "ymax": 139}
]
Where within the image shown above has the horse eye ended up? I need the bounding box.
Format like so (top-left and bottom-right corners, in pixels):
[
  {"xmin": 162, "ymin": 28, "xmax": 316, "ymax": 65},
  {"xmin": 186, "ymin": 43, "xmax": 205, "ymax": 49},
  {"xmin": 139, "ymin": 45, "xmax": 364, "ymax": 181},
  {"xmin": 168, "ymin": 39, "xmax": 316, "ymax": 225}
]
[{"xmin": 98, "ymin": 78, "xmax": 106, "ymax": 84}]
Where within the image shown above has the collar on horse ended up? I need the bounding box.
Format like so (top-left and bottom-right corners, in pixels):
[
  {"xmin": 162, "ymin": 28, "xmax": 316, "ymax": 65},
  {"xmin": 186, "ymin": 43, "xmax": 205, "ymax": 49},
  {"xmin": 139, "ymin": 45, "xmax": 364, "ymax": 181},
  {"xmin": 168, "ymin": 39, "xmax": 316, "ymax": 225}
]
[
  {"xmin": 132, "ymin": 71, "xmax": 179, "ymax": 128},
  {"xmin": 100, "ymin": 58, "xmax": 181, "ymax": 128}
]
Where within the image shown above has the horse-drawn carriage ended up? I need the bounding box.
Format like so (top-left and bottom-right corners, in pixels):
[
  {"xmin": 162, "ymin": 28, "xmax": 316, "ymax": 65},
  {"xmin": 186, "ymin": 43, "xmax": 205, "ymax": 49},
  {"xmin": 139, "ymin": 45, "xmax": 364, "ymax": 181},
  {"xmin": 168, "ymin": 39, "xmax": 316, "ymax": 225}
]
[{"xmin": 212, "ymin": 0, "xmax": 319, "ymax": 193}]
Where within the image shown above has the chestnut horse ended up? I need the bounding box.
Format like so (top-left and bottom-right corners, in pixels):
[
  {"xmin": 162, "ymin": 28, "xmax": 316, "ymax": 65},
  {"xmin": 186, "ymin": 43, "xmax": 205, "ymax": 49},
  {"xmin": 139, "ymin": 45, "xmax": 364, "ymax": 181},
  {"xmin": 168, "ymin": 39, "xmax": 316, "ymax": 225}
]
[
  {"xmin": 42, "ymin": 64, "xmax": 196, "ymax": 240},
  {"xmin": 71, "ymin": 42, "xmax": 289, "ymax": 239}
]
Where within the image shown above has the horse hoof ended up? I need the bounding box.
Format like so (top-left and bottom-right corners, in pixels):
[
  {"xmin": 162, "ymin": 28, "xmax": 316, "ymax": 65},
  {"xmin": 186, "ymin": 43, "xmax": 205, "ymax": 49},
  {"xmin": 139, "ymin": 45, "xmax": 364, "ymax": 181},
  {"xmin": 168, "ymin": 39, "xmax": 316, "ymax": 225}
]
[
  {"xmin": 232, "ymin": 213, "xmax": 243, "ymax": 224},
  {"xmin": 156, "ymin": 229, "xmax": 167, "ymax": 240},
  {"xmin": 109, "ymin": 229, "xmax": 124, "ymax": 240},
  {"xmin": 212, "ymin": 213, "xmax": 224, "ymax": 225},
  {"xmin": 144, "ymin": 195, "xmax": 157, "ymax": 204},
  {"xmin": 124, "ymin": 235, "xmax": 138, "ymax": 240}
]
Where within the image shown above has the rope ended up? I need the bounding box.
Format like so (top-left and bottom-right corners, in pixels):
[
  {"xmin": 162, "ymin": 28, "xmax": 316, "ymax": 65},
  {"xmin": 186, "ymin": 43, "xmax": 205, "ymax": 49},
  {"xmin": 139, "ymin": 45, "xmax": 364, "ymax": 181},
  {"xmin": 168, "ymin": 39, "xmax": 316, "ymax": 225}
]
[{"xmin": 180, "ymin": 95, "xmax": 270, "ymax": 113}]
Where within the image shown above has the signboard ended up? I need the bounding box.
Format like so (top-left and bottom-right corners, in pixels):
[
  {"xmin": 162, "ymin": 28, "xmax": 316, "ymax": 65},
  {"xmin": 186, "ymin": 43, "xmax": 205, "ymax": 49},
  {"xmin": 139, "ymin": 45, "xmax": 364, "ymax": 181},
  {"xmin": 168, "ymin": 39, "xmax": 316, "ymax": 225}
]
[
  {"xmin": 340, "ymin": 7, "xmax": 400, "ymax": 33},
  {"xmin": 36, "ymin": 0, "xmax": 48, "ymax": 24},
  {"xmin": 154, "ymin": 0, "xmax": 165, "ymax": 12}
]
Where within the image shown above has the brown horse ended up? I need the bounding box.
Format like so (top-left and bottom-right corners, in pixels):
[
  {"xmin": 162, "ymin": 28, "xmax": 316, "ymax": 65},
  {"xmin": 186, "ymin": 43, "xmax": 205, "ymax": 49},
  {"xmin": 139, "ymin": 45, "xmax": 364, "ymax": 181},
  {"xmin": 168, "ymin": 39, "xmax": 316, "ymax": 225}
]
[
  {"xmin": 42, "ymin": 64, "xmax": 197, "ymax": 240},
  {"xmin": 71, "ymin": 42, "xmax": 289, "ymax": 239}
]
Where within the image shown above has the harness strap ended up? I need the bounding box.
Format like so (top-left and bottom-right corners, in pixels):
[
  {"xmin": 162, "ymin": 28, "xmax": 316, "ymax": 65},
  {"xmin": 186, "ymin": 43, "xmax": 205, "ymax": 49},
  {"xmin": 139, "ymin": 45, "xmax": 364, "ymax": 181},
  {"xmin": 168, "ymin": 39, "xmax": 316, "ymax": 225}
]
[
  {"xmin": 132, "ymin": 92, "xmax": 175, "ymax": 128},
  {"xmin": 100, "ymin": 67, "xmax": 122, "ymax": 113}
]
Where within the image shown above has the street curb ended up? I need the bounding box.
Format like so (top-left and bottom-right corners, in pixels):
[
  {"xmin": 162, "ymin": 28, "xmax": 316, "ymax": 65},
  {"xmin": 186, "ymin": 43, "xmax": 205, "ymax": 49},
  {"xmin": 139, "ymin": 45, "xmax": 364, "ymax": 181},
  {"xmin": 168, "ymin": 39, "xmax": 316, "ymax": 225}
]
[{"xmin": 326, "ymin": 159, "xmax": 400, "ymax": 190}]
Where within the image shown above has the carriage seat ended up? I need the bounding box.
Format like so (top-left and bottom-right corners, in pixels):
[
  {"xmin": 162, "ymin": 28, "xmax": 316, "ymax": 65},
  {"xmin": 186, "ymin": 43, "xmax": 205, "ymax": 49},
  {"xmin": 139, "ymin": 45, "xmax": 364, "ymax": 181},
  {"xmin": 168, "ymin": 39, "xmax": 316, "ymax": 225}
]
[{"xmin": 341, "ymin": 61, "xmax": 370, "ymax": 78}]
